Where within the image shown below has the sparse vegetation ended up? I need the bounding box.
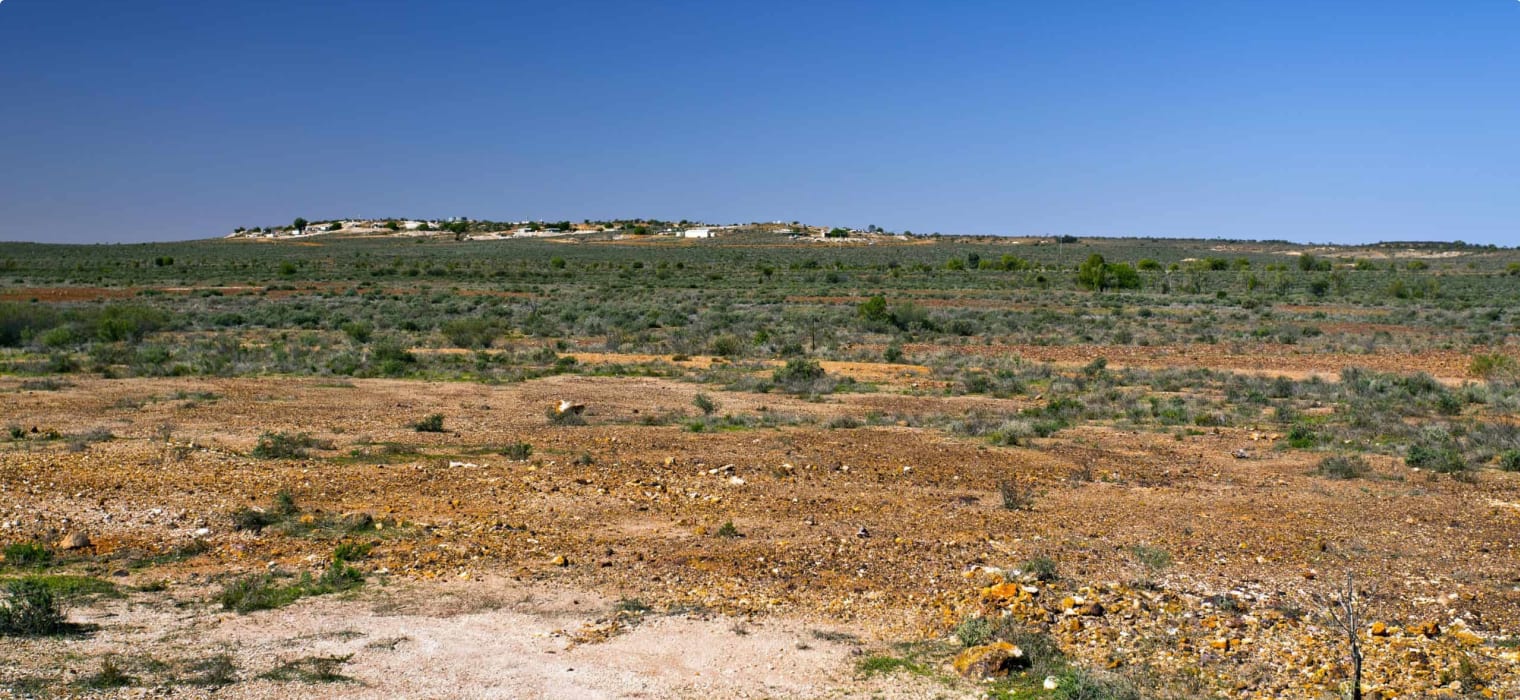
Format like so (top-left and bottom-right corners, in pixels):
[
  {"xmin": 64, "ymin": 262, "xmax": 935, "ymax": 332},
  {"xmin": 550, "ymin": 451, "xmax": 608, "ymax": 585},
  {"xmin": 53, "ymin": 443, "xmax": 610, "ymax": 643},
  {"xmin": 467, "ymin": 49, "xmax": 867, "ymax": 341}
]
[
  {"xmin": 218, "ymin": 556, "xmax": 364, "ymax": 614},
  {"xmin": 1317, "ymin": 454, "xmax": 1369, "ymax": 479},
  {"xmin": 258, "ymin": 654, "xmax": 353, "ymax": 683},
  {"xmin": 2, "ymin": 232, "xmax": 1518, "ymax": 698},
  {"xmin": 251, "ymin": 432, "xmax": 332, "ymax": 459},
  {"xmin": 0, "ymin": 579, "xmax": 69, "ymax": 636},
  {"xmin": 500, "ymin": 441, "xmax": 533, "ymax": 460},
  {"xmin": 412, "ymin": 413, "xmax": 446, "ymax": 433}
]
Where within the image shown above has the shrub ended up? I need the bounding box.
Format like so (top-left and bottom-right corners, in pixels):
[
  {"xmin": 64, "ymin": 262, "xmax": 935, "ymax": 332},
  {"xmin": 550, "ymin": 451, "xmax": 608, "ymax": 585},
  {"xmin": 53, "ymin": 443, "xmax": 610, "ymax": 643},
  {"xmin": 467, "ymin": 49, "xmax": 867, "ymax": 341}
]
[
  {"xmin": 1499, "ymin": 450, "xmax": 1520, "ymax": 472},
  {"xmin": 989, "ymin": 420, "xmax": 1035, "ymax": 446},
  {"xmin": 0, "ymin": 579, "xmax": 68, "ymax": 636},
  {"xmin": 1022, "ymin": 555, "xmax": 1059, "ymax": 582},
  {"xmin": 231, "ymin": 490, "xmax": 299, "ymax": 532},
  {"xmin": 708, "ymin": 334, "xmax": 742, "ymax": 357},
  {"xmin": 440, "ymin": 318, "xmax": 500, "ymax": 349},
  {"xmin": 773, "ymin": 358, "xmax": 834, "ymax": 394},
  {"xmin": 774, "ymin": 358, "xmax": 825, "ymax": 384},
  {"xmin": 545, "ymin": 406, "xmax": 586, "ymax": 426},
  {"xmin": 0, "ymin": 302, "xmax": 62, "ymax": 347},
  {"xmin": 1435, "ymin": 392, "xmax": 1464, "ymax": 416},
  {"xmin": 219, "ymin": 559, "xmax": 364, "ymax": 614},
  {"xmin": 80, "ymin": 656, "xmax": 135, "ymax": 689},
  {"xmin": 716, "ymin": 521, "xmax": 740, "ymax": 538},
  {"xmin": 270, "ymin": 490, "xmax": 300, "ymax": 519},
  {"xmin": 2, "ymin": 542, "xmax": 52, "ymax": 568},
  {"xmin": 184, "ymin": 654, "xmax": 238, "ymax": 687},
  {"xmin": 231, "ymin": 508, "xmax": 277, "ymax": 533},
  {"xmin": 218, "ymin": 574, "xmax": 299, "ymax": 613},
  {"xmin": 412, "ymin": 413, "xmax": 446, "ymax": 433},
  {"xmin": 826, "ymin": 415, "xmax": 861, "ymax": 429},
  {"xmin": 340, "ymin": 321, "xmax": 373, "ymax": 344},
  {"xmin": 259, "ymin": 654, "xmax": 353, "ymax": 683},
  {"xmin": 693, "ymin": 393, "xmax": 718, "ymax": 416},
  {"xmin": 1406, "ymin": 429, "xmax": 1467, "ymax": 474},
  {"xmin": 251, "ymin": 432, "xmax": 330, "ymax": 459},
  {"xmin": 998, "ymin": 479, "xmax": 1034, "ymax": 510},
  {"xmin": 954, "ymin": 615, "xmax": 995, "ymax": 647},
  {"xmin": 1130, "ymin": 544, "xmax": 1172, "ymax": 571},
  {"xmin": 1286, "ymin": 425, "xmax": 1318, "ymax": 449},
  {"xmin": 1471, "ymin": 353, "xmax": 1517, "ymax": 380},
  {"xmin": 1317, "ymin": 455, "xmax": 1368, "ymax": 479},
  {"xmin": 500, "ymin": 442, "xmax": 533, "ymax": 460},
  {"xmin": 331, "ymin": 542, "xmax": 372, "ymax": 563}
]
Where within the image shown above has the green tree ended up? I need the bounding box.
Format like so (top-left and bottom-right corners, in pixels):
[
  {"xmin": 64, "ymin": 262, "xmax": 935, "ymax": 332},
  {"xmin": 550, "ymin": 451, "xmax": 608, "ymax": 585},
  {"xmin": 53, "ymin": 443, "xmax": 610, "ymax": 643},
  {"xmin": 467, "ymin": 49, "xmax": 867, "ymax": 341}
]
[
  {"xmin": 293, "ymin": 217, "xmax": 308, "ymax": 232},
  {"xmin": 1108, "ymin": 262, "xmax": 1140, "ymax": 290},
  {"xmin": 857, "ymin": 295, "xmax": 889, "ymax": 323},
  {"xmin": 1077, "ymin": 254, "xmax": 1110, "ymax": 290}
]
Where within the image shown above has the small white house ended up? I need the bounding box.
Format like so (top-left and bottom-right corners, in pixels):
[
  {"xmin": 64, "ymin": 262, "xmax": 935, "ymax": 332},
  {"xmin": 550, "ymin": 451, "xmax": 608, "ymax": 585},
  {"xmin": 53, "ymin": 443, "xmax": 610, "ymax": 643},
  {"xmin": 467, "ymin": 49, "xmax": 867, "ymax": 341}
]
[{"xmin": 682, "ymin": 228, "xmax": 712, "ymax": 239}]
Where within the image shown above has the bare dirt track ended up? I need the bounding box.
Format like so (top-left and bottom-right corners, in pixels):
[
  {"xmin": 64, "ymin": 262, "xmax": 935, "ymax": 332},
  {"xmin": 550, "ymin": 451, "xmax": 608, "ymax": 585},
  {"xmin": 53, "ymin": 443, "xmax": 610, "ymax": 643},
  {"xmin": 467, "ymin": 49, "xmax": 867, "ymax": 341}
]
[{"xmin": 4, "ymin": 374, "xmax": 1520, "ymax": 697}]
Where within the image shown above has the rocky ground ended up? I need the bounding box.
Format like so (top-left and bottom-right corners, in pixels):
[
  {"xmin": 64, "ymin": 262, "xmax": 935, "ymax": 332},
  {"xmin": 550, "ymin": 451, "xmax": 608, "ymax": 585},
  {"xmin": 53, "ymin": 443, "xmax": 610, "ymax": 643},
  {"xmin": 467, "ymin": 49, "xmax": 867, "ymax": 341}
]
[{"xmin": 2, "ymin": 372, "xmax": 1519, "ymax": 697}]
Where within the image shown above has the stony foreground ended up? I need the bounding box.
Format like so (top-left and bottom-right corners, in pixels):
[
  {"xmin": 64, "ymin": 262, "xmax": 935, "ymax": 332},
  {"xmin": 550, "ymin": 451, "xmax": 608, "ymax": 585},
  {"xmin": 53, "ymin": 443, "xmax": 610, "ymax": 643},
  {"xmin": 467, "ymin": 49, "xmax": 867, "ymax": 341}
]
[{"xmin": 3, "ymin": 373, "xmax": 1520, "ymax": 697}]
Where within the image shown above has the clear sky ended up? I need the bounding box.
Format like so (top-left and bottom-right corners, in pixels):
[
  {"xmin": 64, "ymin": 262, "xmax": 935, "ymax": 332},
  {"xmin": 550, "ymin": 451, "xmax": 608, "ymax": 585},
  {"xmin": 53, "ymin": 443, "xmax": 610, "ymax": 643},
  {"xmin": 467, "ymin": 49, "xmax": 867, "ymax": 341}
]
[{"xmin": 2, "ymin": 1, "xmax": 1518, "ymax": 245}]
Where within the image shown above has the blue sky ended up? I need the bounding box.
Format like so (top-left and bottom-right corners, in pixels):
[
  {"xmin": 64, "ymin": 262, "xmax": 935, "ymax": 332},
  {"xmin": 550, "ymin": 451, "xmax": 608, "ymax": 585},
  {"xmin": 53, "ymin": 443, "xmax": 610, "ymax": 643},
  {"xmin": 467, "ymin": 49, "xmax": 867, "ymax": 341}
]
[{"xmin": 2, "ymin": 1, "xmax": 1518, "ymax": 244}]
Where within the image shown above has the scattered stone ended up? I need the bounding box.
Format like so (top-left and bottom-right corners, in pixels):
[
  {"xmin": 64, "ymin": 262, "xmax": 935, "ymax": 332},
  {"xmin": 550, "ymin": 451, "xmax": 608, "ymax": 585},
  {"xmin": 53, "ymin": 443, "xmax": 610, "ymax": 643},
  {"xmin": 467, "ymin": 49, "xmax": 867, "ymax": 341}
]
[
  {"xmin": 57, "ymin": 531, "xmax": 91, "ymax": 550},
  {"xmin": 551, "ymin": 555, "xmax": 569, "ymax": 567},
  {"xmin": 953, "ymin": 642, "xmax": 1029, "ymax": 679}
]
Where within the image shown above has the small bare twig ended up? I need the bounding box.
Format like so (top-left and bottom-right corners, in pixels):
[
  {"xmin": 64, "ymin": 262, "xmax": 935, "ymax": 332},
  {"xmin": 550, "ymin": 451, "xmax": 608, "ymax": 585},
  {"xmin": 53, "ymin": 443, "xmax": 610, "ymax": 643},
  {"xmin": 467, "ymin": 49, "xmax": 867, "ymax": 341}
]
[{"xmin": 1314, "ymin": 572, "xmax": 1374, "ymax": 700}]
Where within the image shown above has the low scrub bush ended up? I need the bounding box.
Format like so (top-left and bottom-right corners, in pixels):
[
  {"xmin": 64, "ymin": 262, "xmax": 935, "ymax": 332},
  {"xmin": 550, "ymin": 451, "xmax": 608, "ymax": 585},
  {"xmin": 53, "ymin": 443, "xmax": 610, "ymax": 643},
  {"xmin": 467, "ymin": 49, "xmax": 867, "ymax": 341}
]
[
  {"xmin": 1317, "ymin": 454, "xmax": 1369, "ymax": 479},
  {"xmin": 499, "ymin": 442, "xmax": 533, "ymax": 460},
  {"xmin": 0, "ymin": 579, "xmax": 69, "ymax": 636},
  {"xmin": 412, "ymin": 413, "xmax": 446, "ymax": 433},
  {"xmin": 2, "ymin": 542, "xmax": 52, "ymax": 568},
  {"xmin": 251, "ymin": 432, "xmax": 332, "ymax": 459},
  {"xmin": 219, "ymin": 558, "xmax": 364, "ymax": 614}
]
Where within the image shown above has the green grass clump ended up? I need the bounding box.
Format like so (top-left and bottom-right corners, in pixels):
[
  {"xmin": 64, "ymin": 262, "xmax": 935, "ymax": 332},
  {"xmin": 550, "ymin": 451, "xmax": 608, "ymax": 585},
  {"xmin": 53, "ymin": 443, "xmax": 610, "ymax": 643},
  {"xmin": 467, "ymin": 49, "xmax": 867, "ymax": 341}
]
[
  {"xmin": 856, "ymin": 654, "xmax": 930, "ymax": 677},
  {"xmin": 1, "ymin": 542, "xmax": 52, "ymax": 568},
  {"xmin": 412, "ymin": 413, "xmax": 446, "ymax": 432},
  {"xmin": 218, "ymin": 557, "xmax": 364, "ymax": 614},
  {"xmin": 1021, "ymin": 555, "xmax": 1059, "ymax": 582},
  {"xmin": 0, "ymin": 579, "xmax": 70, "ymax": 636},
  {"xmin": 955, "ymin": 616, "xmax": 996, "ymax": 647},
  {"xmin": 11, "ymin": 575, "xmax": 119, "ymax": 600},
  {"xmin": 499, "ymin": 442, "xmax": 533, "ymax": 460},
  {"xmin": 1406, "ymin": 434, "xmax": 1467, "ymax": 474},
  {"xmin": 251, "ymin": 432, "xmax": 331, "ymax": 459},
  {"xmin": 1129, "ymin": 545, "xmax": 1172, "ymax": 572}
]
